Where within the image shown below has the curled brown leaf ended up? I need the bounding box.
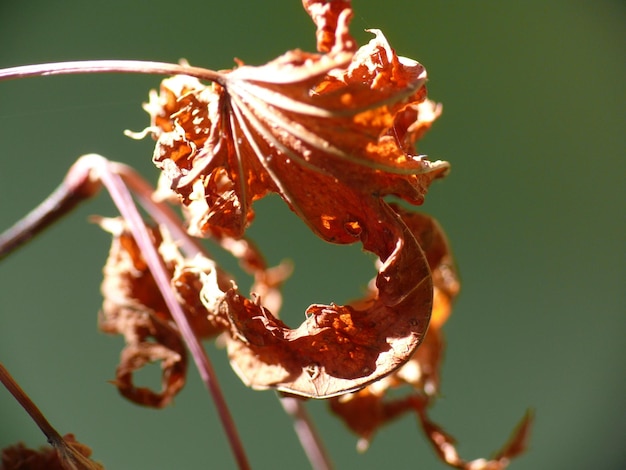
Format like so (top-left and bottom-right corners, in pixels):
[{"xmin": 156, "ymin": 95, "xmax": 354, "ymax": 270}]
[
  {"xmin": 329, "ymin": 208, "xmax": 458, "ymax": 444},
  {"xmin": 96, "ymin": 216, "xmax": 289, "ymax": 406},
  {"xmin": 132, "ymin": 5, "xmax": 449, "ymax": 399},
  {"xmin": 195, "ymin": 199, "xmax": 431, "ymax": 398},
  {"xmin": 416, "ymin": 408, "xmax": 534, "ymax": 470},
  {"xmin": 97, "ymin": 217, "xmax": 191, "ymax": 408}
]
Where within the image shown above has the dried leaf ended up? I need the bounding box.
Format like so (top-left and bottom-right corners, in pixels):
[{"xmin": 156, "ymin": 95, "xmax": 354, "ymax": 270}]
[
  {"xmin": 416, "ymin": 409, "xmax": 534, "ymax": 470},
  {"xmin": 198, "ymin": 199, "xmax": 432, "ymax": 398},
  {"xmin": 97, "ymin": 217, "xmax": 191, "ymax": 408},
  {"xmin": 210, "ymin": 207, "xmax": 456, "ymax": 399},
  {"xmin": 328, "ymin": 208, "xmax": 458, "ymax": 442},
  {"xmin": 2, "ymin": 442, "xmax": 64, "ymax": 470},
  {"xmin": 492, "ymin": 410, "xmax": 535, "ymax": 462},
  {"xmin": 302, "ymin": 0, "xmax": 356, "ymax": 53},
  {"xmin": 1, "ymin": 434, "xmax": 102, "ymax": 470},
  {"xmin": 138, "ymin": 15, "xmax": 450, "ymax": 399},
  {"xmin": 329, "ymin": 388, "xmax": 417, "ymax": 452},
  {"xmin": 144, "ymin": 29, "xmax": 447, "ymax": 242}
]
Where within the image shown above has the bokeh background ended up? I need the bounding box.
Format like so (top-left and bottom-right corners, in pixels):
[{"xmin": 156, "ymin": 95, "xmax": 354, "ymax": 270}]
[{"xmin": 0, "ymin": 1, "xmax": 624, "ymax": 469}]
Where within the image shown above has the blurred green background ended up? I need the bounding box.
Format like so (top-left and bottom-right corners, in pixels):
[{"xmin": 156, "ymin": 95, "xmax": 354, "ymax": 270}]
[{"xmin": 0, "ymin": 1, "xmax": 624, "ymax": 469}]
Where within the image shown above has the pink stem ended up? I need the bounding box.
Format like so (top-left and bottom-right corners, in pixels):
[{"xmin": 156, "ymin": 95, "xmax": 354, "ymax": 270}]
[
  {"xmin": 280, "ymin": 395, "xmax": 334, "ymax": 470},
  {"xmin": 0, "ymin": 60, "xmax": 225, "ymax": 83}
]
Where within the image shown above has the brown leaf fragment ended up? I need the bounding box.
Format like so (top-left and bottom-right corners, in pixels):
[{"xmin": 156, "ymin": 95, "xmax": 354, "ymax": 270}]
[
  {"xmin": 329, "ymin": 388, "xmax": 417, "ymax": 452},
  {"xmin": 2, "ymin": 442, "xmax": 64, "ymax": 470},
  {"xmin": 328, "ymin": 207, "xmax": 457, "ymax": 445},
  {"xmin": 416, "ymin": 408, "xmax": 534, "ymax": 470},
  {"xmin": 209, "ymin": 200, "xmax": 433, "ymax": 398},
  {"xmin": 492, "ymin": 410, "xmax": 534, "ymax": 462},
  {"xmin": 1, "ymin": 434, "xmax": 102, "ymax": 470},
  {"xmin": 302, "ymin": 0, "xmax": 356, "ymax": 53},
  {"xmin": 171, "ymin": 259, "xmax": 230, "ymax": 338},
  {"xmin": 111, "ymin": 328, "xmax": 186, "ymax": 409},
  {"xmin": 327, "ymin": 207, "xmax": 531, "ymax": 468},
  {"xmin": 96, "ymin": 207, "xmax": 295, "ymax": 403},
  {"xmin": 97, "ymin": 217, "xmax": 194, "ymax": 407}
]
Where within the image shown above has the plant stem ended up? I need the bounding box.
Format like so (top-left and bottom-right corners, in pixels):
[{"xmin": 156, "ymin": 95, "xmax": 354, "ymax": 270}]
[
  {"xmin": 280, "ymin": 395, "xmax": 334, "ymax": 470},
  {"xmin": 0, "ymin": 363, "xmax": 62, "ymax": 445},
  {"xmin": 0, "ymin": 60, "xmax": 225, "ymax": 83}
]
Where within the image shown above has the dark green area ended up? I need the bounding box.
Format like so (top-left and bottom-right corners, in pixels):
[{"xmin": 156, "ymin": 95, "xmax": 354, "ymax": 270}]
[{"xmin": 0, "ymin": 1, "xmax": 624, "ymax": 469}]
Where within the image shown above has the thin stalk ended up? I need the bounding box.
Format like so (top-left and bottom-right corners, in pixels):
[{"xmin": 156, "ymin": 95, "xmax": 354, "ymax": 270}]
[
  {"xmin": 0, "ymin": 363, "xmax": 62, "ymax": 446},
  {"xmin": 0, "ymin": 60, "xmax": 225, "ymax": 83},
  {"xmin": 280, "ymin": 395, "xmax": 334, "ymax": 470},
  {"xmin": 0, "ymin": 158, "xmax": 101, "ymax": 261},
  {"xmin": 111, "ymin": 161, "xmax": 206, "ymax": 258}
]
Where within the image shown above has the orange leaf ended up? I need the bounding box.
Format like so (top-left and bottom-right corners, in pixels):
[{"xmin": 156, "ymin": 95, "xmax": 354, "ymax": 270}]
[
  {"xmin": 213, "ymin": 200, "xmax": 433, "ymax": 398},
  {"xmin": 144, "ymin": 30, "xmax": 447, "ymax": 241},
  {"xmin": 302, "ymin": 0, "xmax": 356, "ymax": 53},
  {"xmin": 97, "ymin": 217, "xmax": 191, "ymax": 408}
]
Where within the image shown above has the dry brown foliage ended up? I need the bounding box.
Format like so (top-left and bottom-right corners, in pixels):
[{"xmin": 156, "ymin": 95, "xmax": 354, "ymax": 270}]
[{"xmin": 0, "ymin": 1, "xmax": 531, "ymax": 468}]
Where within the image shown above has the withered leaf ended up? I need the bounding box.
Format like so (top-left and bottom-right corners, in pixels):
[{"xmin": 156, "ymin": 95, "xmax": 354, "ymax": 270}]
[
  {"xmin": 144, "ymin": 29, "xmax": 447, "ymax": 241},
  {"xmin": 302, "ymin": 0, "xmax": 356, "ymax": 53},
  {"xmin": 329, "ymin": 208, "xmax": 458, "ymax": 443},
  {"xmin": 128, "ymin": 0, "xmax": 452, "ymax": 399},
  {"xmin": 1, "ymin": 434, "xmax": 102, "ymax": 470},
  {"xmin": 192, "ymin": 198, "xmax": 431, "ymax": 398},
  {"xmin": 97, "ymin": 214, "xmax": 295, "ymax": 405},
  {"xmin": 416, "ymin": 409, "xmax": 534, "ymax": 470},
  {"xmin": 97, "ymin": 217, "xmax": 193, "ymax": 408}
]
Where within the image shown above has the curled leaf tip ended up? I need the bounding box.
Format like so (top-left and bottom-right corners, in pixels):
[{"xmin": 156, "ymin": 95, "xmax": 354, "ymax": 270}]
[{"xmin": 302, "ymin": 0, "xmax": 356, "ymax": 53}]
